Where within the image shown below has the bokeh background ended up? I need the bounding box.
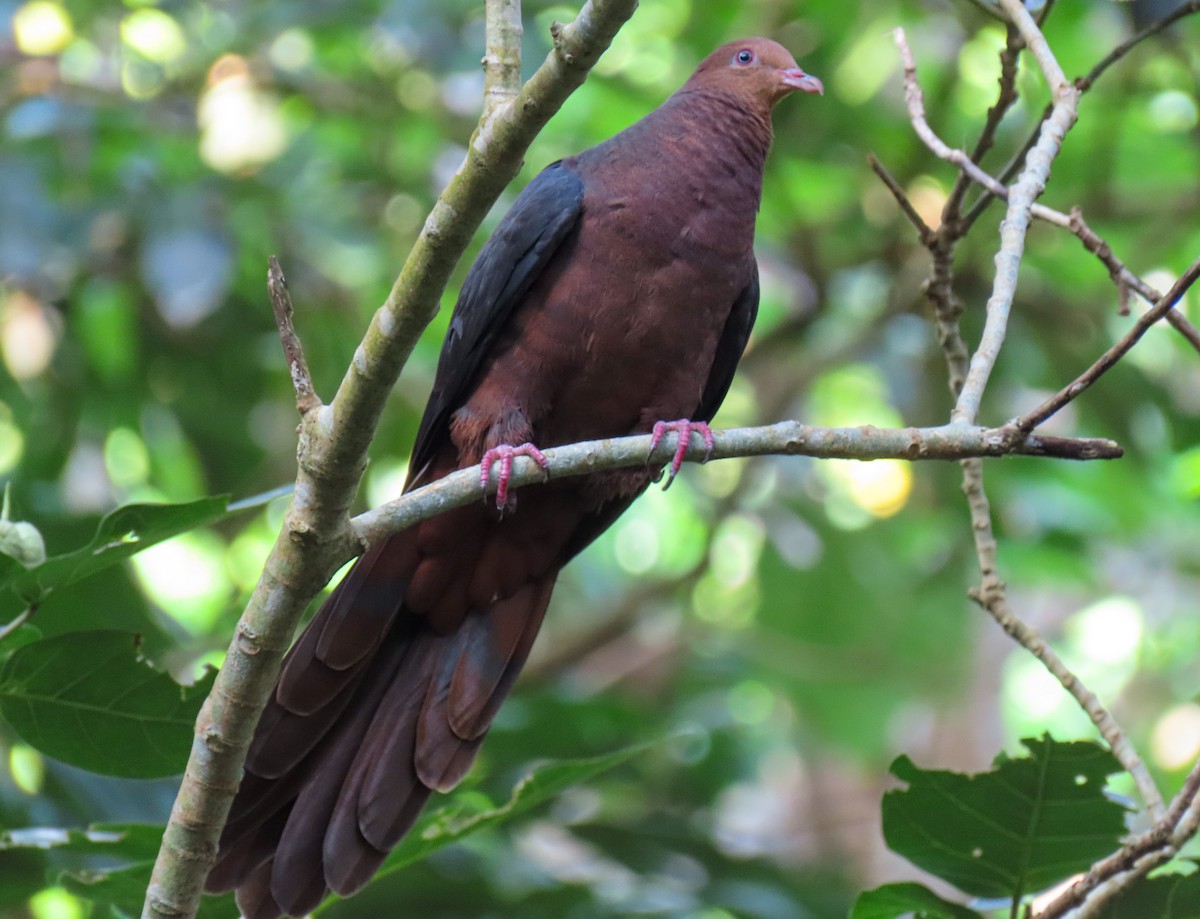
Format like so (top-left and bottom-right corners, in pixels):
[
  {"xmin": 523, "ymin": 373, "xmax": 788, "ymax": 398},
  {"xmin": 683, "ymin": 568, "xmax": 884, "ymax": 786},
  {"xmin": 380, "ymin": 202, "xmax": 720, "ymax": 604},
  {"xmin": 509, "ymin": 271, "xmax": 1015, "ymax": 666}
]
[{"xmin": 2, "ymin": 0, "xmax": 1200, "ymax": 916}]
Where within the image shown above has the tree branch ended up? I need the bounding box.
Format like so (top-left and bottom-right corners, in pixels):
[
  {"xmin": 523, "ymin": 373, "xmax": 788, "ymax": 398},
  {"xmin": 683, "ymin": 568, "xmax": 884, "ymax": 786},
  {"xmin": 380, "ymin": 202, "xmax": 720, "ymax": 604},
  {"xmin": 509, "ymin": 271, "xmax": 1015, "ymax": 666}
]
[
  {"xmin": 1035, "ymin": 756, "xmax": 1200, "ymax": 918},
  {"xmin": 267, "ymin": 257, "xmax": 319, "ymax": 417},
  {"xmin": 141, "ymin": 4, "xmax": 638, "ymax": 918},
  {"xmin": 1010, "ymin": 256, "xmax": 1200, "ymax": 435},
  {"xmin": 483, "ymin": 0, "xmax": 523, "ymax": 119},
  {"xmin": 348, "ymin": 422, "xmax": 1122, "ymax": 552},
  {"xmin": 891, "ymin": 13, "xmax": 1165, "ymax": 824}
]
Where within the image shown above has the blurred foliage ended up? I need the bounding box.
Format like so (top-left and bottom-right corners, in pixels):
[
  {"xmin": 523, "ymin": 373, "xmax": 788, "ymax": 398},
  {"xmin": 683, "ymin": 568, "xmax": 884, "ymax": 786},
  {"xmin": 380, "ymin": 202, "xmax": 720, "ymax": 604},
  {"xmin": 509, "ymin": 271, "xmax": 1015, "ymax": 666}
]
[{"xmin": 0, "ymin": 0, "xmax": 1199, "ymax": 917}]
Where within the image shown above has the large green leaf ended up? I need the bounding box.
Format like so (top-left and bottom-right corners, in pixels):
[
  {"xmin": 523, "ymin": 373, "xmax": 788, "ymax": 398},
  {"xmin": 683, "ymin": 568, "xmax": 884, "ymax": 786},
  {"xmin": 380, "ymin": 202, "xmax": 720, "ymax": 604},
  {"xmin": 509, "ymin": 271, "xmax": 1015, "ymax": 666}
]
[
  {"xmin": 0, "ymin": 849, "xmax": 47, "ymax": 908},
  {"xmin": 62, "ymin": 862, "xmax": 239, "ymax": 919},
  {"xmin": 1093, "ymin": 869, "xmax": 1200, "ymax": 918},
  {"xmin": 8, "ymin": 497, "xmax": 231, "ymax": 603},
  {"xmin": 0, "ymin": 631, "xmax": 213, "ymax": 778},
  {"xmin": 367, "ymin": 737, "xmax": 660, "ymax": 881},
  {"xmin": 882, "ymin": 736, "xmax": 1127, "ymax": 901},
  {"xmin": 852, "ymin": 882, "xmax": 984, "ymax": 919}
]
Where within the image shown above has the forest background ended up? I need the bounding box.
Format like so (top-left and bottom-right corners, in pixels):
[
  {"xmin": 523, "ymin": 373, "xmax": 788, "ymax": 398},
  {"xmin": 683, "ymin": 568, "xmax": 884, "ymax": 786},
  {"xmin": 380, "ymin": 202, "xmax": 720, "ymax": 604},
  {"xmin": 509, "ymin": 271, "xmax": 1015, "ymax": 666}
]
[{"xmin": 1, "ymin": 0, "xmax": 1200, "ymax": 917}]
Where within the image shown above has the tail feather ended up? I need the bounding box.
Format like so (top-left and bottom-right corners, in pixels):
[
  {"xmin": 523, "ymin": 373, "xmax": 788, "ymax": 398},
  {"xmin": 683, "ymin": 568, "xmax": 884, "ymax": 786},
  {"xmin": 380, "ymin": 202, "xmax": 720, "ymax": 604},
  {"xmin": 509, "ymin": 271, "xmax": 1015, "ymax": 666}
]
[
  {"xmin": 269, "ymin": 638, "xmax": 408, "ymax": 912},
  {"xmin": 448, "ymin": 578, "xmax": 554, "ymax": 739},
  {"xmin": 211, "ymin": 495, "xmax": 580, "ymax": 918},
  {"xmin": 207, "ymin": 802, "xmax": 290, "ymax": 893},
  {"xmin": 235, "ymin": 860, "xmax": 284, "ymax": 919},
  {"xmin": 336, "ymin": 630, "xmax": 439, "ymax": 855},
  {"xmin": 314, "ymin": 536, "xmax": 418, "ymax": 668}
]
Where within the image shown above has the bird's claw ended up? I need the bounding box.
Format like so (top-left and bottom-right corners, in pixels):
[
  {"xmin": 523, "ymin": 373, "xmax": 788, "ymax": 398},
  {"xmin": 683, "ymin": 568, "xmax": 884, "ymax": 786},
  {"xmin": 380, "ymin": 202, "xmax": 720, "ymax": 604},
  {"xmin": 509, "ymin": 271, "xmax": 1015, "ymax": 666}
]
[
  {"xmin": 647, "ymin": 419, "xmax": 714, "ymax": 490},
  {"xmin": 480, "ymin": 442, "xmax": 550, "ymax": 510}
]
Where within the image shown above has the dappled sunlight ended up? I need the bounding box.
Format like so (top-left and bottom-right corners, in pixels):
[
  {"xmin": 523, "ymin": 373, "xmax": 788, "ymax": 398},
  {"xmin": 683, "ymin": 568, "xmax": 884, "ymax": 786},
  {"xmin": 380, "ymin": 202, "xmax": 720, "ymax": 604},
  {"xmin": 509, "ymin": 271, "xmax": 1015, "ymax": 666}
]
[
  {"xmin": 198, "ymin": 55, "xmax": 289, "ymax": 173},
  {"xmin": 29, "ymin": 888, "xmax": 85, "ymax": 919},
  {"xmin": 9, "ymin": 744, "xmax": 43, "ymax": 795},
  {"xmin": 1003, "ymin": 596, "xmax": 1144, "ymax": 738},
  {"xmin": 131, "ymin": 531, "xmax": 231, "ymax": 634},
  {"xmin": 1151, "ymin": 703, "xmax": 1200, "ymax": 771},
  {"xmin": 12, "ymin": 0, "xmax": 73, "ymax": 55},
  {"xmin": 2, "ymin": 290, "xmax": 59, "ymax": 381}
]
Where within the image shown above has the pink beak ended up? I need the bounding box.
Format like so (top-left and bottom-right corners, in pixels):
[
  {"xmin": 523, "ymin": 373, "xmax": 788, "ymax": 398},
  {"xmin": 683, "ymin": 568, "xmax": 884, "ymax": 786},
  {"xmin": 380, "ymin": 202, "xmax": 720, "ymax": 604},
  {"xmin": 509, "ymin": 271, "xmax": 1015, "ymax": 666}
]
[{"xmin": 781, "ymin": 68, "xmax": 824, "ymax": 96}]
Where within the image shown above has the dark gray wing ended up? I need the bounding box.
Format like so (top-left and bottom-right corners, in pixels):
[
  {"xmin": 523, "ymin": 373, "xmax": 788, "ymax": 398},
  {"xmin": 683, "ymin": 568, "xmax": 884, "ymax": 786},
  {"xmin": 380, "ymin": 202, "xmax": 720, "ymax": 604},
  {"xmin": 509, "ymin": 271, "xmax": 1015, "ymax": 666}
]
[
  {"xmin": 695, "ymin": 264, "xmax": 759, "ymax": 423},
  {"xmin": 406, "ymin": 161, "xmax": 585, "ymax": 484}
]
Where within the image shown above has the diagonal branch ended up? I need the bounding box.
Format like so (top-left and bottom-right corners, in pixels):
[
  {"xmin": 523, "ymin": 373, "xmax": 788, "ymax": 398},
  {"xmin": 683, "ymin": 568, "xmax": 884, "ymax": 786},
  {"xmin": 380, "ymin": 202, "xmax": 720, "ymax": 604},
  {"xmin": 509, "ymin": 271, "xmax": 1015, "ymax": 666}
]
[
  {"xmin": 141, "ymin": 4, "xmax": 638, "ymax": 918},
  {"xmin": 1009, "ymin": 256, "xmax": 1200, "ymax": 434},
  {"xmin": 1035, "ymin": 755, "xmax": 1200, "ymax": 918}
]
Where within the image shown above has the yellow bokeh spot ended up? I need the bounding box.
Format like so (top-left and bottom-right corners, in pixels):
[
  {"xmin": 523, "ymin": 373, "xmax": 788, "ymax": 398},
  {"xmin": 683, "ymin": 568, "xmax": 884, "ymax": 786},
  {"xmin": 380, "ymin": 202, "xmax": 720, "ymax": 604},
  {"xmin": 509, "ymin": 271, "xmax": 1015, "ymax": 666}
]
[
  {"xmin": 104, "ymin": 427, "xmax": 150, "ymax": 489},
  {"xmin": 199, "ymin": 56, "xmax": 289, "ymax": 173},
  {"xmin": 29, "ymin": 888, "xmax": 85, "ymax": 919},
  {"xmin": 121, "ymin": 8, "xmax": 186, "ymax": 64},
  {"xmin": 845, "ymin": 459, "xmax": 912, "ymax": 518},
  {"xmin": 10, "ymin": 745, "xmax": 44, "ymax": 794},
  {"xmin": 13, "ymin": 1, "xmax": 74, "ymax": 56},
  {"xmin": 1066, "ymin": 596, "xmax": 1143, "ymax": 666},
  {"xmin": 1151, "ymin": 704, "xmax": 1200, "ymax": 771},
  {"xmin": 0, "ymin": 401, "xmax": 25, "ymax": 475},
  {"xmin": 2, "ymin": 290, "xmax": 59, "ymax": 381}
]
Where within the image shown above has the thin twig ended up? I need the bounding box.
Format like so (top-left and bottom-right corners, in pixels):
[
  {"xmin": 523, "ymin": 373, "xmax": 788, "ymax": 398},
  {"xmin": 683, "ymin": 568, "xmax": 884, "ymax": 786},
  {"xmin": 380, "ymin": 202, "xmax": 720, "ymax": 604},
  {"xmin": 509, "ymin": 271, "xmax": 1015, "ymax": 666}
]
[
  {"xmin": 895, "ymin": 14, "xmax": 1165, "ymax": 822},
  {"xmin": 267, "ymin": 257, "xmax": 320, "ymax": 417},
  {"xmin": 868, "ymin": 153, "xmax": 933, "ymax": 244},
  {"xmin": 349, "ymin": 421, "xmax": 1122, "ymax": 551},
  {"xmin": 944, "ymin": 23, "xmax": 1022, "ymax": 220},
  {"xmin": 1035, "ymin": 757, "xmax": 1200, "ymax": 918},
  {"xmin": 999, "ymin": 0, "xmax": 1068, "ymax": 95},
  {"xmin": 964, "ymin": 1, "xmax": 1200, "ymax": 229},
  {"xmin": 1077, "ymin": 1, "xmax": 1200, "ymax": 93},
  {"xmin": 959, "ymin": 456, "xmax": 1165, "ymax": 820},
  {"xmin": 0, "ymin": 607, "xmax": 31, "ymax": 643},
  {"xmin": 1009, "ymin": 256, "xmax": 1200, "ymax": 434}
]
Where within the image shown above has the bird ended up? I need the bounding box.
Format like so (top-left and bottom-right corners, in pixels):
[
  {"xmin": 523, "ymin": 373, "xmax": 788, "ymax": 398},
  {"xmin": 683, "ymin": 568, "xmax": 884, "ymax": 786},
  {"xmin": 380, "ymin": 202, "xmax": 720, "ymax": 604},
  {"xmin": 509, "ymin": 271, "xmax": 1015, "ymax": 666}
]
[{"xmin": 205, "ymin": 37, "xmax": 822, "ymax": 918}]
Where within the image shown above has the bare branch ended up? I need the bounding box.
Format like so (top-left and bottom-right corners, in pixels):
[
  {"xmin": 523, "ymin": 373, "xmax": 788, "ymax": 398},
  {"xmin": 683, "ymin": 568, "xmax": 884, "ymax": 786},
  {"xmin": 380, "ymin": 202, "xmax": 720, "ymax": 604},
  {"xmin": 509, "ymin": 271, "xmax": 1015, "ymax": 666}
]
[
  {"xmin": 1035, "ymin": 757, "xmax": 1200, "ymax": 918},
  {"xmin": 896, "ymin": 9, "xmax": 1166, "ymax": 825},
  {"xmin": 959, "ymin": 455, "xmax": 1164, "ymax": 820},
  {"xmin": 1010, "ymin": 256, "xmax": 1200, "ymax": 434},
  {"xmin": 868, "ymin": 153, "xmax": 933, "ymax": 244},
  {"xmin": 944, "ymin": 23, "xmax": 1022, "ymax": 220},
  {"xmin": 483, "ymin": 0, "xmax": 523, "ymax": 118},
  {"xmin": 998, "ymin": 0, "xmax": 1068, "ymax": 95},
  {"xmin": 349, "ymin": 421, "xmax": 1122, "ymax": 550},
  {"xmin": 267, "ymin": 257, "xmax": 320, "ymax": 417},
  {"xmin": 1078, "ymin": 0, "xmax": 1200, "ymax": 93}
]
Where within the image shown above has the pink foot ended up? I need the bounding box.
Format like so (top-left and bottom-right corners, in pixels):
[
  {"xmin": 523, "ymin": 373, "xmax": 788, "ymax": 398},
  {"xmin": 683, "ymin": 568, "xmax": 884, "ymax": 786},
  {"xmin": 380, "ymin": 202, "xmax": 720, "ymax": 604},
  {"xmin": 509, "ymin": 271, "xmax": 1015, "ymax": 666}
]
[
  {"xmin": 479, "ymin": 443, "xmax": 549, "ymax": 509},
  {"xmin": 648, "ymin": 420, "xmax": 715, "ymax": 490}
]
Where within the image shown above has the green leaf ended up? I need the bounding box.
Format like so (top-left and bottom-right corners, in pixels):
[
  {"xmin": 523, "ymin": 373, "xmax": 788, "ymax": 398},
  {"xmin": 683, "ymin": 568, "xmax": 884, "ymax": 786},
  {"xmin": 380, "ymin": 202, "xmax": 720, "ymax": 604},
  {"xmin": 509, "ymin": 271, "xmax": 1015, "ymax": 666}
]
[
  {"xmin": 0, "ymin": 848, "xmax": 47, "ymax": 908},
  {"xmin": 852, "ymin": 882, "xmax": 984, "ymax": 919},
  {"xmin": 370, "ymin": 737, "xmax": 660, "ymax": 879},
  {"xmin": 61, "ymin": 862, "xmax": 239, "ymax": 919},
  {"xmin": 1, "ymin": 823, "xmax": 164, "ymax": 864},
  {"xmin": 0, "ymin": 631, "xmax": 213, "ymax": 778},
  {"xmin": 1093, "ymin": 869, "xmax": 1200, "ymax": 917},
  {"xmin": 882, "ymin": 736, "xmax": 1126, "ymax": 901},
  {"xmin": 0, "ymin": 622, "xmax": 41, "ymax": 662},
  {"xmin": 8, "ymin": 496, "xmax": 231, "ymax": 603}
]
